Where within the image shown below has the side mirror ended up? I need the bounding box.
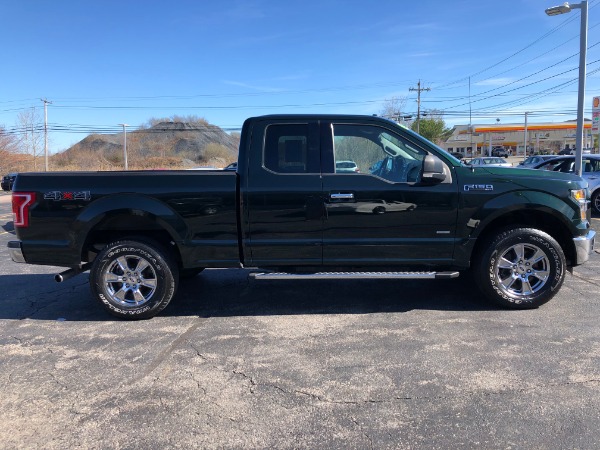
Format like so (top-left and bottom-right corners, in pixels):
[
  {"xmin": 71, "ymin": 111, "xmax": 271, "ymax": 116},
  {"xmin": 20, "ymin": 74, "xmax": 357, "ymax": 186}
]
[{"xmin": 422, "ymin": 154, "xmax": 446, "ymax": 184}]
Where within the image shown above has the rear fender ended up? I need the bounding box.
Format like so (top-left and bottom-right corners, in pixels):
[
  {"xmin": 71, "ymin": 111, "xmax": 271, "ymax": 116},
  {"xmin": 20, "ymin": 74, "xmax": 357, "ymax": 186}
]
[{"xmin": 73, "ymin": 194, "xmax": 187, "ymax": 256}]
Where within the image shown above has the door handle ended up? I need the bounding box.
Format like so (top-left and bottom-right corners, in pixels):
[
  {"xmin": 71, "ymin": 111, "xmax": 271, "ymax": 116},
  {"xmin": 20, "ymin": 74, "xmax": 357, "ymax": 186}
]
[{"xmin": 330, "ymin": 193, "xmax": 355, "ymax": 200}]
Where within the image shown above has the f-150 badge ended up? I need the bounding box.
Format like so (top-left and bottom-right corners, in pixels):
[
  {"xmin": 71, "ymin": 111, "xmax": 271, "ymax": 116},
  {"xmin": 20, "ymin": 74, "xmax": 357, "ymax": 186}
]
[
  {"xmin": 464, "ymin": 184, "xmax": 493, "ymax": 191},
  {"xmin": 44, "ymin": 191, "xmax": 91, "ymax": 201}
]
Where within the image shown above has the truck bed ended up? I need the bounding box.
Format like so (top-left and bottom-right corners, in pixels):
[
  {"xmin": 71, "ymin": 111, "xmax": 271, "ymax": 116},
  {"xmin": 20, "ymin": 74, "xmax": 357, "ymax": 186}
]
[{"xmin": 14, "ymin": 170, "xmax": 240, "ymax": 267}]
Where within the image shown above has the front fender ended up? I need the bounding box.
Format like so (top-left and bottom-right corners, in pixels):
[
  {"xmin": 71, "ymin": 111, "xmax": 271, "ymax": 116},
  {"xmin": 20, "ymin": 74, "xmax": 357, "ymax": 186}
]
[
  {"xmin": 452, "ymin": 189, "xmax": 585, "ymax": 268},
  {"xmin": 466, "ymin": 190, "xmax": 580, "ymax": 239}
]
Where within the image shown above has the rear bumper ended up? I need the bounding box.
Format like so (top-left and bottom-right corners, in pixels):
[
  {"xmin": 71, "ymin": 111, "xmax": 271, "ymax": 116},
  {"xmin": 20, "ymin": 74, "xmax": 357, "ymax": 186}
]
[
  {"xmin": 573, "ymin": 230, "xmax": 596, "ymax": 265},
  {"xmin": 8, "ymin": 241, "xmax": 25, "ymax": 263}
]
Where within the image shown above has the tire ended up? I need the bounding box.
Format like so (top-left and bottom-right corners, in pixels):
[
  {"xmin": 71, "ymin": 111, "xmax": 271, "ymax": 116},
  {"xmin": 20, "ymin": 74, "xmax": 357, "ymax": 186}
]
[
  {"xmin": 373, "ymin": 206, "xmax": 386, "ymax": 214},
  {"xmin": 474, "ymin": 228, "xmax": 565, "ymax": 309},
  {"xmin": 90, "ymin": 239, "xmax": 179, "ymax": 319},
  {"xmin": 592, "ymin": 190, "xmax": 600, "ymax": 215}
]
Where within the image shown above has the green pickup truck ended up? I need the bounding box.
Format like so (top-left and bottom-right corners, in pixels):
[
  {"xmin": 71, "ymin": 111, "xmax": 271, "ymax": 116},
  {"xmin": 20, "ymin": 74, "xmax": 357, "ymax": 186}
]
[{"xmin": 8, "ymin": 114, "xmax": 595, "ymax": 318}]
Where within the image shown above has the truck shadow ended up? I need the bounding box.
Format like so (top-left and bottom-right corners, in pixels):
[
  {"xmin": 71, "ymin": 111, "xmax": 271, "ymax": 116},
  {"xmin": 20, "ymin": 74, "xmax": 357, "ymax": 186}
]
[
  {"xmin": 0, "ymin": 269, "xmax": 501, "ymax": 321},
  {"xmin": 168, "ymin": 269, "xmax": 501, "ymax": 318}
]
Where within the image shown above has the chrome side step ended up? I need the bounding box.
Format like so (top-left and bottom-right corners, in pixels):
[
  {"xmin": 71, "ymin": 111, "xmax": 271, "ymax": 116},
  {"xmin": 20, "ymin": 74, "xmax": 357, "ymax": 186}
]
[{"xmin": 250, "ymin": 271, "xmax": 460, "ymax": 280}]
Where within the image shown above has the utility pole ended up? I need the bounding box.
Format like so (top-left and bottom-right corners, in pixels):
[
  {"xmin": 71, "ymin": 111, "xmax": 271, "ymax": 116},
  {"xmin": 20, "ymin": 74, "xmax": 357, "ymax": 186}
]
[
  {"xmin": 119, "ymin": 124, "xmax": 129, "ymax": 170},
  {"xmin": 41, "ymin": 98, "xmax": 52, "ymax": 171},
  {"xmin": 409, "ymin": 80, "xmax": 430, "ymax": 134}
]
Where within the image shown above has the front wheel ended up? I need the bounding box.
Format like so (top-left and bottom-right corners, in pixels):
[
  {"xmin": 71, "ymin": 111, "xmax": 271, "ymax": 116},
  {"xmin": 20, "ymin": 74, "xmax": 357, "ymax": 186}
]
[
  {"xmin": 90, "ymin": 239, "xmax": 178, "ymax": 319},
  {"xmin": 474, "ymin": 228, "xmax": 566, "ymax": 309}
]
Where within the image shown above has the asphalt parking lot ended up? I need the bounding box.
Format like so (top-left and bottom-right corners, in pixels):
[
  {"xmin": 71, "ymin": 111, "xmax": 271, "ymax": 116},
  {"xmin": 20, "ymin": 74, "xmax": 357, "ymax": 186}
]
[{"xmin": 1, "ymin": 190, "xmax": 599, "ymax": 449}]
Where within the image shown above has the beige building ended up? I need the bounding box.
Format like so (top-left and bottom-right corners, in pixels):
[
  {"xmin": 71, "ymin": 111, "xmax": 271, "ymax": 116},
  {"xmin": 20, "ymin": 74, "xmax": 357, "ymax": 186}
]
[{"xmin": 442, "ymin": 120, "xmax": 593, "ymax": 157}]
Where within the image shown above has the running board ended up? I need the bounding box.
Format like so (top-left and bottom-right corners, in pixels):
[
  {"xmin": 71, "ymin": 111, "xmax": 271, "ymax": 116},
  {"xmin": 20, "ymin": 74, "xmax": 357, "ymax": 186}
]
[{"xmin": 250, "ymin": 271, "xmax": 460, "ymax": 280}]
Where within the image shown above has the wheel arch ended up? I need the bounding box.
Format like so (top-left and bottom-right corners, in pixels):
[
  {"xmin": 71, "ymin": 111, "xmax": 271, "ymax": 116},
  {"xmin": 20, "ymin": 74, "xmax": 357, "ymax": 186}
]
[
  {"xmin": 470, "ymin": 208, "xmax": 577, "ymax": 267},
  {"xmin": 73, "ymin": 194, "xmax": 187, "ymax": 268}
]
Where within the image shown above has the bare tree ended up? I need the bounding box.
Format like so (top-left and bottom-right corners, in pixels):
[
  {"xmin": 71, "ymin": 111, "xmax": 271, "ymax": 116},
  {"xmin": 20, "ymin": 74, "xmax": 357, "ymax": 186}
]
[
  {"xmin": 0, "ymin": 126, "xmax": 29, "ymax": 172},
  {"xmin": 0, "ymin": 126, "xmax": 18, "ymax": 153},
  {"xmin": 17, "ymin": 107, "xmax": 44, "ymax": 170},
  {"xmin": 379, "ymin": 96, "xmax": 409, "ymax": 123}
]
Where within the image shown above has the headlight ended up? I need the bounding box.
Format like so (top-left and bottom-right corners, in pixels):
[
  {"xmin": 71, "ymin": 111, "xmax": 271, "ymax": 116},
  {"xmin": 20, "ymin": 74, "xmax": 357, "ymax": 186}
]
[
  {"xmin": 570, "ymin": 188, "xmax": 588, "ymax": 220},
  {"xmin": 571, "ymin": 189, "xmax": 586, "ymax": 203}
]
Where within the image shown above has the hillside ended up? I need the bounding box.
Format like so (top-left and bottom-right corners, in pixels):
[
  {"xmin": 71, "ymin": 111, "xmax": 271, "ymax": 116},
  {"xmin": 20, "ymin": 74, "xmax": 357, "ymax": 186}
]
[{"xmin": 52, "ymin": 119, "xmax": 240, "ymax": 170}]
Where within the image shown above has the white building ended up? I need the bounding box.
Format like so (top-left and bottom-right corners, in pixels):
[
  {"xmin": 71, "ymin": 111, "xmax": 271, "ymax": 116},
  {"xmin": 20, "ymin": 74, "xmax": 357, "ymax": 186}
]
[{"xmin": 442, "ymin": 120, "xmax": 593, "ymax": 156}]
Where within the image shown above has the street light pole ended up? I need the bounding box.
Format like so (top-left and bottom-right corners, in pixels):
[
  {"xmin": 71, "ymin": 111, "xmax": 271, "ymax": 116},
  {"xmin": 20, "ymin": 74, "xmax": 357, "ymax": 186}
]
[
  {"xmin": 119, "ymin": 124, "xmax": 129, "ymax": 170},
  {"xmin": 523, "ymin": 111, "xmax": 529, "ymax": 161},
  {"xmin": 545, "ymin": 1, "xmax": 588, "ymax": 176}
]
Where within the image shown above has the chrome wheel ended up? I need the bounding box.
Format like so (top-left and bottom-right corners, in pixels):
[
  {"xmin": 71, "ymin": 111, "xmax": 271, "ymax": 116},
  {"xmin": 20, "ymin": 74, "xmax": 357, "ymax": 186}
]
[
  {"xmin": 495, "ymin": 242, "xmax": 550, "ymax": 297},
  {"xmin": 593, "ymin": 192, "xmax": 600, "ymax": 214},
  {"xmin": 102, "ymin": 254, "xmax": 158, "ymax": 307}
]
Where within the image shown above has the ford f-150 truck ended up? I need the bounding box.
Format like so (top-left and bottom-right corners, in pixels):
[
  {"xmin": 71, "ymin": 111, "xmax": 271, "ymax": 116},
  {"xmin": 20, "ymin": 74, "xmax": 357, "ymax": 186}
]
[{"xmin": 8, "ymin": 115, "xmax": 596, "ymax": 319}]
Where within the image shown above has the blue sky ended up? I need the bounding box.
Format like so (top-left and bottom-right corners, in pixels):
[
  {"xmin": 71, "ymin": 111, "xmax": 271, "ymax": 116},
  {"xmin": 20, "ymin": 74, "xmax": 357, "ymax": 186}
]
[{"xmin": 2, "ymin": 0, "xmax": 600, "ymax": 152}]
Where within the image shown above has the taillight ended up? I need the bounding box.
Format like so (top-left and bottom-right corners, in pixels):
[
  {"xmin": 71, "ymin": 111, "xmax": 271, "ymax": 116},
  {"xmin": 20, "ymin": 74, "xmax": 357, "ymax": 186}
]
[{"xmin": 12, "ymin": 192, "xmax": 36, "ymax": 227}]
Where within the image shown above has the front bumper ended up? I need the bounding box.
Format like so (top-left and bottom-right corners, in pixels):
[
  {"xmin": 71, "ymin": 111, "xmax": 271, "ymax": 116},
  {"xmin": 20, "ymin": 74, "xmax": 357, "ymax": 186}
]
[
  {"xmin": 573, "ymin": 230, "xmax": 596, "ymax": 265},
  {"xmin": 8, "ymin": 241, "xmax": 25, "ymax": 263}
]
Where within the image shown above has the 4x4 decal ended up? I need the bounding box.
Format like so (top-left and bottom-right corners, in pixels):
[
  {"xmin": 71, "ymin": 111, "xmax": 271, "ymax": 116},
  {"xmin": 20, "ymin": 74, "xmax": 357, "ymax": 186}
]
[{"xmin": 44, "ymin": 191, "xmax": 91, "ymax": 201}]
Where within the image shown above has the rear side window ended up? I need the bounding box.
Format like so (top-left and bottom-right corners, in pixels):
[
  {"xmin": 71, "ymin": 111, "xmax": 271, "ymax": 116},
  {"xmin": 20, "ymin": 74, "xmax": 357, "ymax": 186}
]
[
  {"xmin": 584, "ymin": 158, "xmax": 600, "ymax": 173},
  {"xmin": 264, "ymin": 124, "xmax": 310, "ymax": 173}
]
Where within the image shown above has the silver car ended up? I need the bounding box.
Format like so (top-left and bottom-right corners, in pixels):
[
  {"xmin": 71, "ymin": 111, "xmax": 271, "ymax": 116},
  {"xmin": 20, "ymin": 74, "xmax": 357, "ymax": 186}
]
[
  {"xmin": 335, "ymin": 160, "xmax": 360, "ymax": 173},
  {"xmin": 467, "ymin": 157, "xmax": 512, "ymax": 168},
  {"xmin": 517, "ymin": 155, "xmax": 557, "ymax": 168},
  {"xmin": 533, "ymin": 155, "xmax": 600, "ymax": 214}
]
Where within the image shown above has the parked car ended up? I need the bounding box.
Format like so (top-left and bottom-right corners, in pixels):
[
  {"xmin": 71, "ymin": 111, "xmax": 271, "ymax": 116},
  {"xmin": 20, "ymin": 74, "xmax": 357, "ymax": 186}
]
[
  {"xmin": 335, "ymin": 160, "xmax": 360, "ymax": 173},
  {"xmin": 467, "ymin": 157, "xmax": 512, "ymax": 168},
  {"xmin": 558, "ymin": 149, "xmax": 590, "ymax": 155},
  {"xmin": 448, "ymin": 151, "xmax": 466, "ymax": 161},
  {"xmin": 1, "ymin": 173, "xmax": 17, "ymax": 191},
  {"xmin": 492, "ymin": 147, "xmax": 509, "ymax": 158},
  {"xmin": 518, "ymin": 155, "xmax": 557, "ymax": 168},
  {"xmin": 532, "ymin": 155, "xmax": 600, "ymax": 214}
]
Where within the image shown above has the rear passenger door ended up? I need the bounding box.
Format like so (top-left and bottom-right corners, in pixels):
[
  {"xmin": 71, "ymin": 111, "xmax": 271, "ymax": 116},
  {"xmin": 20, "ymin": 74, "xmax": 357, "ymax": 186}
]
[{"xmin": 244, "ymin": 119, "xmax": 323, "ymax": 267}]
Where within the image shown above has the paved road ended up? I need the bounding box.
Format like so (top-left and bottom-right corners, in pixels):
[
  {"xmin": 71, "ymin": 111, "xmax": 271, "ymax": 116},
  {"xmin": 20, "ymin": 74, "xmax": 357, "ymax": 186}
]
[{"xmin": 1, "ymin": 191, "xmax": 599, "ymax": 448}]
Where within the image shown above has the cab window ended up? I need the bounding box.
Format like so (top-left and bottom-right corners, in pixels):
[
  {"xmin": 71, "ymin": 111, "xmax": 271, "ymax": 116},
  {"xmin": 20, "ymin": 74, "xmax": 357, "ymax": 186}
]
[{"xmin": 264, "ymin": 124, "xmax": 311, "ymax": 173}]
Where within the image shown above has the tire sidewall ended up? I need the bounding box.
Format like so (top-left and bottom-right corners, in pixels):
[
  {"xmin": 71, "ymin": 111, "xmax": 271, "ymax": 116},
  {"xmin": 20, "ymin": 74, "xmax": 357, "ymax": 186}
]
[
  {"xmin": 477, "ymin": 228, "xmax": 565, "ymax": 308},
  {"xmin": 90, "ymin": 240, "xmax": 177, "ymax": 319},
  {"xmin": 592, "ymin": 190, "xmax": 600, "ymax": 215}
]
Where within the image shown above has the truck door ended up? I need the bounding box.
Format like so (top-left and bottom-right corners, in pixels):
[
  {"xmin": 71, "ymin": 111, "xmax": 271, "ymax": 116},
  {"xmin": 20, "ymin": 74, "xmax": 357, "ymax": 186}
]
[
  {"xmin": 243, "ymin": 119, "xmax": 323, "ymax": 267},
  {"xmin": 321, "ymin": 120, "xmax": 459, "ymax": 266}
]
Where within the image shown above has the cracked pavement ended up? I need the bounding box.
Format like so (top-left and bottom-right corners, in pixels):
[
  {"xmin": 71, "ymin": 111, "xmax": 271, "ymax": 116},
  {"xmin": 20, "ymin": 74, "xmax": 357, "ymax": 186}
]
[{"xmin": 0, "ymin": 191, "xmax": 599, "ymax": 448}]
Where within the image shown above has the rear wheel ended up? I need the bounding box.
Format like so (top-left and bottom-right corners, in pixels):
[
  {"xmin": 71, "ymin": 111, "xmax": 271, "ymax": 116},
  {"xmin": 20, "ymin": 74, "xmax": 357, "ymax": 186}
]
[
  {"xmin": 474, "ymin": 228, "xmax": 565, "ymax": 309},
  {"xmin": 90, "ymin": 239, "xmax": 178, "ymax": 319}
]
